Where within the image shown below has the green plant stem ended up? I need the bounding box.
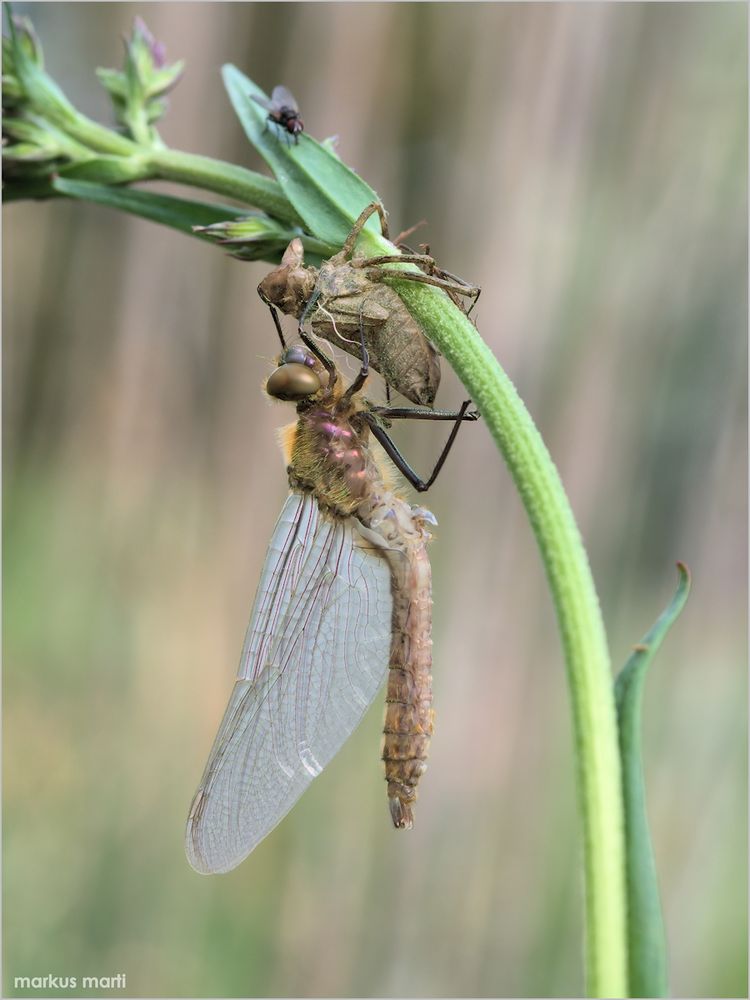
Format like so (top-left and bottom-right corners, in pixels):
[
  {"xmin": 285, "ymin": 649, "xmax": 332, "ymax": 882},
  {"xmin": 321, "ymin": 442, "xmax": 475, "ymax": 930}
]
[
  {"xmin": 11, "ymin": 45, "xmax": 140, "ymax": 157},
  {"xmin": 6, "ymin": 13, "xmax": 632, "ymax": 990},
  {"xmin": 393, "ymin": 280, "xmax": 629, "ymax": 998},
  {"xmin": 146, "ymin": 148, "xmax": 302, "ymax": 225},
  {"xmin": 8, "ymin": 13, "xmax": 301, "ymax": 225},
  {"xmin": 615, "ymin": 563, "xmax": 690, "ymax": 998},
  {"xmin": 60, "ymin": 109, "xmax": 140, "ymax": 157}
]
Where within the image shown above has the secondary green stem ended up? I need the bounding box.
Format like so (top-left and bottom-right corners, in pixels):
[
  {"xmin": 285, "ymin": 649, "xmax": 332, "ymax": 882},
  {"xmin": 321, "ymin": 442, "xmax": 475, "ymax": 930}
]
[
  {"xmin": 395, "ymin": 281, "xmax": 629, "ymax": 998},
  {"xmin": 146, "ymin": 148, "xmax": 302, "ymax": 225},
  {"xmin": 9, "ymin": 15, "xmax": 302, "ymax": 226}
]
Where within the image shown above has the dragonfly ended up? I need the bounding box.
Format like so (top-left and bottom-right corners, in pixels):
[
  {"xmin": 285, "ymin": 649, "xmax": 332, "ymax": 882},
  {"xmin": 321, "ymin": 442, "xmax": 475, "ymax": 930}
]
[
  {"xmin": 251, "ymin": 84, "xmax": 304, "ymax": 143},
  {"xmin": 185, "ymin": 312, "xmax": 477, "ymax": 874},
  {"xmin": 257, "ymin": 202, "xmax": 480, "ymax": 406}
]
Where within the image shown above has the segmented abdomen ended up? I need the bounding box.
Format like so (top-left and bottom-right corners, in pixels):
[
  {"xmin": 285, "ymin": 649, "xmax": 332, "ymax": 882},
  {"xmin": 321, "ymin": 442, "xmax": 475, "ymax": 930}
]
[
  {"xmin": 357, "ymin": 495, "xmax": 435, "ymax": 829},
  {"xmin": 382, "ymin": 536, "xmax": 433, "ymax": 828}
]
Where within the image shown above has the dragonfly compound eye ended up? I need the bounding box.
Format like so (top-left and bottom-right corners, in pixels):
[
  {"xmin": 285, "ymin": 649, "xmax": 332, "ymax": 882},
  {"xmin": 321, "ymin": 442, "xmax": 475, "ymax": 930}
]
[{"xmin": 266, "ymin": 363, "xmax": 321, "ymax": 401}]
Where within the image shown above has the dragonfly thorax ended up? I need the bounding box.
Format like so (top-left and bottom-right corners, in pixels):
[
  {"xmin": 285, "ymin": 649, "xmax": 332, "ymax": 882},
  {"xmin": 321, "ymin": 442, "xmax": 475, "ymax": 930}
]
[{"xmin": 289, "ymin": 406, "xmax": 377, "ymax": 516}]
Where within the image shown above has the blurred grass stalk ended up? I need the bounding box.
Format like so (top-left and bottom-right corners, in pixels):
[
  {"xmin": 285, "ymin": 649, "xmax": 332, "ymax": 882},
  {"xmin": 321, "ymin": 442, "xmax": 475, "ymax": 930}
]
[
  {"xmin": 4, "ymin": 10, "xmax": 696, "ymax": 997},
  {"xmin": 615, "ymin": 564, "xmax": 692, "ymax": 997}
]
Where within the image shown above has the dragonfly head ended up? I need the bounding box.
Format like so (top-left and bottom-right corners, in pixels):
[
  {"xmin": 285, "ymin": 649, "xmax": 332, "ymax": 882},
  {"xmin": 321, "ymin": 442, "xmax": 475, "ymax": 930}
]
[{"xmin": 266, "ymin": 345, "xmax": 323, "ymax": 402}]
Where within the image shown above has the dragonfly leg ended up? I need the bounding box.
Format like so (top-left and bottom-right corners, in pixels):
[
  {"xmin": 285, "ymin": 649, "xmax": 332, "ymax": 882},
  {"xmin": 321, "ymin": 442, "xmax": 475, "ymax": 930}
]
[
  {"xmin": 370, "ymin": 404, "xmax": 480, "ymax": 422},
  {"xmin": 265, "ymin": 298, "xmax": 336, "ymax": 386},
  {"xmin": 363, "ymin": 400, "xmax": 474, "ymax": 492},
  {"xmin": 342, "ymin": 202, "xmax": 389, "ymax": 258},
  {"xmin": 295, "ymin": 287, "xmax": 337, "ymax": 387},
  {"xmin": 298, "ymin": 285, "xmax": 321, "ymax": 334},
  {"xmin": 342, "ymin": 307, "xmax": 370, "ymax": 403},
  {"xmin": 300, "ymin": 330, "xmax": 336, "ymax": 387}
]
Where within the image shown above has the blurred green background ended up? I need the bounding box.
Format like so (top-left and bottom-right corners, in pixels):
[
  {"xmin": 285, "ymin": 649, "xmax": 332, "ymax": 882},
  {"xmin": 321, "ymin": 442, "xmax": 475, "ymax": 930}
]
[{"xmin": 4, "ymin": 3, "xmax": 747, "ymax": 997}]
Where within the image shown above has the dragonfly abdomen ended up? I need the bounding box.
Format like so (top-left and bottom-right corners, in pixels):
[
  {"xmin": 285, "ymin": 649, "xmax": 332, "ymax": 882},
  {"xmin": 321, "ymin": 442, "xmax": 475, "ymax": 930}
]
[
  {"xmin": 383, "ymin": 547, "xmax": 433, "ymax": 829},
  {"xmin": 359, "ymin": 496, "xmax": 435, "ymax": 830}
]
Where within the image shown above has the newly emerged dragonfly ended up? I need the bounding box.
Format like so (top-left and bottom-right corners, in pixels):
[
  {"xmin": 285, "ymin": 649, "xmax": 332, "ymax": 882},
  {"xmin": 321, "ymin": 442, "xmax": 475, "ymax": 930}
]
[
  {"xmin": 251, "ymin": 84, "xmax": 304, "ymax": 143},
  {"xmin": 185, "ymin": 315, "xmax": 477, "ymax": 874}
]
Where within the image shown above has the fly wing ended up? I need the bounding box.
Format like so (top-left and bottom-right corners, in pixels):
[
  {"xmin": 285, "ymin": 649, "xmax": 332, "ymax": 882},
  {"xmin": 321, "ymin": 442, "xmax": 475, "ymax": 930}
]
[
  {"xmin": 271, "ymin": 84, "xmax": 299, "ymax": 111},
  {"xmin": 186, "ymin": 492, "xmax": 392, "ymax": 874},
  {"xmin": 251, "ymin": 92, "xmax": 275, "ymax": 113}
]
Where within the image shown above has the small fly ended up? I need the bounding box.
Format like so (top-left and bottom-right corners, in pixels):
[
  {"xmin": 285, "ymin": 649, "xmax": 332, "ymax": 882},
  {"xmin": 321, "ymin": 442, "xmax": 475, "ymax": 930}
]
[
  {"xmin": 185, "ymin": 316, "xmax": 477, "ymax": 874},
  {"xmin": 252, "ymin": 84, "xmax": 304, "ymax": 143}
]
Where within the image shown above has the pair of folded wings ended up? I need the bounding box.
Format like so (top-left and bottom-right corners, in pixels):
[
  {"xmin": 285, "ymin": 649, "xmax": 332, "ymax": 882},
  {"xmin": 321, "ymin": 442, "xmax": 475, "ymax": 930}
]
[{"xmin": 185, "ymin": 491, "xmax": 393, "ymax": 874}]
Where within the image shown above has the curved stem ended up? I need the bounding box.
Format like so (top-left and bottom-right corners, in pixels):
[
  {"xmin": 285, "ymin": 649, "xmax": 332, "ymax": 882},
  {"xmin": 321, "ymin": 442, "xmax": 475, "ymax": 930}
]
[
  {"xmin": 5, "ymin": 11, "xmax": 627, "ymax": 987},
  {"xmin": 393, "ymin": 280, "xmax": 628, "ymax": 998}
]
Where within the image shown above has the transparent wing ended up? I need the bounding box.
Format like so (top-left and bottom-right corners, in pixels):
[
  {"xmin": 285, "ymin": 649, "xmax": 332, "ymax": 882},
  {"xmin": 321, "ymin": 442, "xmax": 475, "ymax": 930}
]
[
  {"xmin": 186, "ymin": 492, "xmax": 392, "ymax": 874},
  {"xmin": 271, "ymin": 84, "xmax": 299, "ymax": 111},
  {"xmin": 251, "ymin": 92, "xmax": 275, "ymax": 113}
]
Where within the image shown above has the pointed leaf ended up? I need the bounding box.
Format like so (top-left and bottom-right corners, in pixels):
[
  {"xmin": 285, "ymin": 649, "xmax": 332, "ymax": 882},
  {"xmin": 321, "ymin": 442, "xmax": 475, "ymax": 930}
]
[
  {"xmin": 51, "ymin": 177, "xmax": 248, "ymax": 235},
  {"xmin": 48, "ymin": 179, "xmax": 331, "ymax": 264},
  {"xmin": 147, "ymin": 61, "xmax": 184, "ymax": 99},
  {"xmin": 614, "ymin": 562, "xmax": 691, "ymax": 998},
  {"xmin": 95, "ymin": 66, "xmax": 128, "ymax": 100},
  {"xmin": 221, "ymin": 65, "xmax": 388, "ymax": 249}
]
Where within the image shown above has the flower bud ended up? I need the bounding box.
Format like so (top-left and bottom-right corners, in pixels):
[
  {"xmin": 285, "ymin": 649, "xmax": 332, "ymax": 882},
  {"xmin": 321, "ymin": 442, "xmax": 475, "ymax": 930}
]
[
  {"xmin": 2, "ymin": 16, "xmax": 44, "ymax": 111},
  {"xmin": 194, "ymin": 213, "xmax": 300, "ymax": 260},
  {"xmin": 96, "ymin": 18, "xmax": 183, "ymax": 143}
]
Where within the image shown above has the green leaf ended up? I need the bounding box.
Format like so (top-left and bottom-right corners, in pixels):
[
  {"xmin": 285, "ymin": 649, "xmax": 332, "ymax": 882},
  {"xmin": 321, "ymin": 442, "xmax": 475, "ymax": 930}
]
[
  {"xmin": 221, "ymin": 65, "xmax": 386, "ymax": 249},
  {"xmin": 614, "ymin": 562, "xmax": 692, "ymax": 998},
  {"xmin": 2, "ymin": 114, "xmax": 54, "ymax": 144},
  {"xmin": 147, "ymin": 62, "xmax": 184, "ymax": 100},
  {"xmin": 95, "ymin": 66, "xmax": 128, "ymax": 101},
  {"xmin": 50, "ymin": 177, "xmax": 249, "ymax": 236},
  {"xmin": 2, "ymin": 141, "xmax": 54, "ymax": 162}
]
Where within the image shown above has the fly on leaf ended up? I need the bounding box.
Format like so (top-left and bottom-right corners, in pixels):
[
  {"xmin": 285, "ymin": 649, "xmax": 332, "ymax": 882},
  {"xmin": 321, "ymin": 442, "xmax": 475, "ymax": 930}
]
[{"xmin": 252, "ymin": 84, "xmax": 304, "ymax": 143}]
